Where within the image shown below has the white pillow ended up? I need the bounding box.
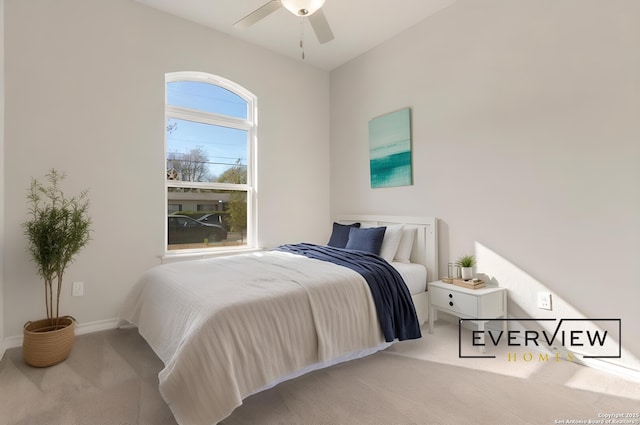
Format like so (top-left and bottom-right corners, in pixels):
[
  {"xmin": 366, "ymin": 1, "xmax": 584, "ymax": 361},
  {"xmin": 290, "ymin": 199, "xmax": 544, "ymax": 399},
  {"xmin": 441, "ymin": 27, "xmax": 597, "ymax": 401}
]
[
  {"xmin": 394, "ymin": 227, "xmax": 416, "ymax": 263},
  {"xmin": 378, "ymin": 224, "xmax": 404, "ymax": 263}
]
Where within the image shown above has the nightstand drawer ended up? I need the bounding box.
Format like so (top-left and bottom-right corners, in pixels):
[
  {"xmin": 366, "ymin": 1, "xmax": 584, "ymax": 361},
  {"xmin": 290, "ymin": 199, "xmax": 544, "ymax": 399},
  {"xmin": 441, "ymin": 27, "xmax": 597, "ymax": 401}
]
[
  {"xmin": 429, "ymin": 286, "xmax": 478, "ymax": 317},
  {"xmin": 428, "ymin": 281, "xmax": 508, "ymax": 347}
]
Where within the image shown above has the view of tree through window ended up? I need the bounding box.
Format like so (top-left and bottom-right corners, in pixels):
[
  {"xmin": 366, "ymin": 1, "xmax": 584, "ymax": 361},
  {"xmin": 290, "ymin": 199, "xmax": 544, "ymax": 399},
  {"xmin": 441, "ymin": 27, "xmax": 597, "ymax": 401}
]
[{"xmin": 165, "ymin": 73, "xmax": 256, "ymax": 251}]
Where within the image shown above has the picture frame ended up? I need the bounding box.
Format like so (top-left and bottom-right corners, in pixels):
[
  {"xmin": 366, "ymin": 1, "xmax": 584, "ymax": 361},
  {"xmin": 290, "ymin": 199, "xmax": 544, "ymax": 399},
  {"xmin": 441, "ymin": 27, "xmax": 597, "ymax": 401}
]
[{"xmin": 368, "ymin": 108, "xmax": 413, "ymax": 188}]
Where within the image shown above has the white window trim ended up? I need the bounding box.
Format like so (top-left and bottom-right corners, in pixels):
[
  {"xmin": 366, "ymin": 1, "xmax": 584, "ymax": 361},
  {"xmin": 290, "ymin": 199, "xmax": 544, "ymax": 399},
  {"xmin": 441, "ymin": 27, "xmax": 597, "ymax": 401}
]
[{"xmin": 164, "ymin": 71, "xmax": 258, "ymax": 256}]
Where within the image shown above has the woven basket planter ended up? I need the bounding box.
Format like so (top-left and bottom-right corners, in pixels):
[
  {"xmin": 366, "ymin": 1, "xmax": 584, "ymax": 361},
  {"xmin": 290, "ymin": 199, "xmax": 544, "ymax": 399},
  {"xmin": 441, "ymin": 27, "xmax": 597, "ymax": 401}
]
[{"xmin": 23, "ymin": 316, "xmax": 75, "ymax": 367}]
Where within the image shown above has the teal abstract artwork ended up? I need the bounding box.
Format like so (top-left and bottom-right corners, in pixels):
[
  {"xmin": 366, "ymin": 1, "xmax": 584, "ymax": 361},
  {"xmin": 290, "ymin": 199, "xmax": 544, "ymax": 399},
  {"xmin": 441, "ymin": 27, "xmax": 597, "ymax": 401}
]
[{"xmin": 368, "ymin": 108, "xmax": 412, "ymax": 188}]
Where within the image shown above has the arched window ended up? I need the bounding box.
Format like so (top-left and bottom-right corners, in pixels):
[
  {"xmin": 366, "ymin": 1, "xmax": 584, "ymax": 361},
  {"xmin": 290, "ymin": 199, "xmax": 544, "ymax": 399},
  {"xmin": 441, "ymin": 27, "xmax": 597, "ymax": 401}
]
[{"xmin": 165, "ymin": 72, "xmax": 256, "ymax": 251}]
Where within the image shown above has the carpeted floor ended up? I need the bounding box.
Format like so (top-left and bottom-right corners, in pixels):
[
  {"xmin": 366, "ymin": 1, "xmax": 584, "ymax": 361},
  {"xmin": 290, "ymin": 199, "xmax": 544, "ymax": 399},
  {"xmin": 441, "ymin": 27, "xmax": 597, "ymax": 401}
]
[
  {"xmin": 0, "ymin": 323, "xmax": 638, "ymax": 425},
  {"xmin": 0, "ymin": 327, "xmax": 175, "ymax": 425}
]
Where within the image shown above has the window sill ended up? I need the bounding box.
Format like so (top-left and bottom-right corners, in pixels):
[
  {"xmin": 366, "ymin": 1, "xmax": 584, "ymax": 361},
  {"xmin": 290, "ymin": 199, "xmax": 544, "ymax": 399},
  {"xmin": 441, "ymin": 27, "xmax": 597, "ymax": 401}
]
[{"xmin": 160, "ymin": 246, "xmax": 264, "ymax": 264}]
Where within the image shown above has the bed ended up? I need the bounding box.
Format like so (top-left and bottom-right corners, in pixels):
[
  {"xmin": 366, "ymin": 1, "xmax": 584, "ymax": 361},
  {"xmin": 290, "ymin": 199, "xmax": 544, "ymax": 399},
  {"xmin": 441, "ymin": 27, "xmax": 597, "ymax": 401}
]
[
  {"xmin": 120, "ymin": 215, "xmax": 438, "ymax": 425},
  {"xmin": 335, "ymin": 215, "xmax": 438, "ymax": 326}
]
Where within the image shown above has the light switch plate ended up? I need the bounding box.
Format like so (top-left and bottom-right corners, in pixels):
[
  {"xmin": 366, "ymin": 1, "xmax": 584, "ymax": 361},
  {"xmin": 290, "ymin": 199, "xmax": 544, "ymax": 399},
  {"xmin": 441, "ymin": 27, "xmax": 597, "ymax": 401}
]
[{"xmin": 537, "ymin": 292, "xmax": 552, "ymax": 310}]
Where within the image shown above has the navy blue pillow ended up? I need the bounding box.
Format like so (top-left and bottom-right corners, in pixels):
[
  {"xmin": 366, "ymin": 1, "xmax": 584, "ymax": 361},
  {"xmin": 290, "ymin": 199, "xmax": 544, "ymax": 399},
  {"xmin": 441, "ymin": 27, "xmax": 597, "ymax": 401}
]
[
  {"xmin": 327, "ymin": 222, "xmax": 361, "ymax": 248},
  {"xmin": 345, "ymin": 226, "xmax": 387, "ymax": 255}
]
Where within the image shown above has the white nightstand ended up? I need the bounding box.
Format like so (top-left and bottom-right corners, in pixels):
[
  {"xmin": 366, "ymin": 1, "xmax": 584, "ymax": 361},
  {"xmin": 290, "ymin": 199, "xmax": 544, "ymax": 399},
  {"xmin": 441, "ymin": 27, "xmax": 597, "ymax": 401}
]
[{"xmin": 428, "ymin": 280, "xmax": 508, "ymax": 351}]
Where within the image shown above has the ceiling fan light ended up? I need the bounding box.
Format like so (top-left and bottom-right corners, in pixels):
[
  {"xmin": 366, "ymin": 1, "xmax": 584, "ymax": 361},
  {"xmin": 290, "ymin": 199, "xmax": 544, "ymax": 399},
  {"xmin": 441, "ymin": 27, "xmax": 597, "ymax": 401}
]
[{"xmin": 281, "ymin": 0, "xmax": 326, "ymax": 17}]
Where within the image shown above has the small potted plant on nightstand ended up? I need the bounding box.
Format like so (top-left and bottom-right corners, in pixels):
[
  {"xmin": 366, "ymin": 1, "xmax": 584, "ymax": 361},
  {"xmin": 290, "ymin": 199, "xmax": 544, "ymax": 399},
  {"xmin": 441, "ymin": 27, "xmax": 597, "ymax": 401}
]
[
  {"xmin": 22, "ymin": 169, "xmax": 92, "ymax": 367},
  {"xmin": 458, "ymin": 254, "xmax": 476, "ymax": 280}
]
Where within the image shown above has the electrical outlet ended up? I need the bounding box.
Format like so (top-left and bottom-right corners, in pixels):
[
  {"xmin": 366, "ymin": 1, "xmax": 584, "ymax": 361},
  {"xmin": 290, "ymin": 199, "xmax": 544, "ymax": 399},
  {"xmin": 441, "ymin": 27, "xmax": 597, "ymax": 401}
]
[
  {"xmin": 72, "ymin": 281, "xmax": 84, "ymax": 297},
  {"xmin": 537, "ymin": 292, "xmax": 552, "ymax": 310}
]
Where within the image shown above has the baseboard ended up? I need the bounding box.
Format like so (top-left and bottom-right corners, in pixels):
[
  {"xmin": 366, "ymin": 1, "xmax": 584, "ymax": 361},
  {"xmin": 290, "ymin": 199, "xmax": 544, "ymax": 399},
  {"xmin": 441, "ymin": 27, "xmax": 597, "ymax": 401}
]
[
  {"xmin": 1, "ymin": 318, "xmax": 121, "ymax": 351},
  {"xmin": 577, "ymin": 355, "xmax": 640, "ymax": 383},
  {"xmin": 2, "ymin": 334, "xmax": 21, "ymax": 351}
]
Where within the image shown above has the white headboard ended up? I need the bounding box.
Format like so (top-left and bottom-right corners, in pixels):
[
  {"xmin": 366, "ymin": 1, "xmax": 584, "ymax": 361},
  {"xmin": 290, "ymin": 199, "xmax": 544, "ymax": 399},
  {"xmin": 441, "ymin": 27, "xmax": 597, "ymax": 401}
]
[{"xmin": 335, "ymin": 215, "xmax": 439, "ymax": 282}]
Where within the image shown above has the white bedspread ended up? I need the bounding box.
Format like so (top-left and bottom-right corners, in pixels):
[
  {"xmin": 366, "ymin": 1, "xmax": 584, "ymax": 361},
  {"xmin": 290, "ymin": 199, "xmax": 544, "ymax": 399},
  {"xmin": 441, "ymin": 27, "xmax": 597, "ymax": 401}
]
[{"xmin": 120, "ymin": 250, "xmax": 385, "ymax": 425}]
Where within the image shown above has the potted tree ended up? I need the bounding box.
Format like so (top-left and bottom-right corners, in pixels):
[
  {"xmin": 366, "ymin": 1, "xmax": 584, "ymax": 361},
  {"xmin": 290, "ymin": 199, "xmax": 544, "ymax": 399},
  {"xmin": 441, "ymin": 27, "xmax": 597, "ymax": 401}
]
[
  {"xmin": 457, "ymin": 254, "xmax": 476, "ymax": 280},
  {"xmin": 22, "ymin": 169, "xmax": 92, "ymax": 367}
]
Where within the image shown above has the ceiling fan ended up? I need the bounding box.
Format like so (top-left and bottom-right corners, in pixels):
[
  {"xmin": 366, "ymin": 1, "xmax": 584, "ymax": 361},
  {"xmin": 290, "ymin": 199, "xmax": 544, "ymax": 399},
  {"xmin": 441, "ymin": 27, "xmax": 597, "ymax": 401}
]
[{"xmin": 234, "ymin": 0, "xmax": 334, "ymax": 44}]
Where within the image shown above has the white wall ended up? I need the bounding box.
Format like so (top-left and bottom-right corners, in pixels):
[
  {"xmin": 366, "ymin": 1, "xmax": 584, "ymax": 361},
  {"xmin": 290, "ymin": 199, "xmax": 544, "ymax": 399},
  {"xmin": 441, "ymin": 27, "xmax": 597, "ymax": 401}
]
[
  {"xmin": 0, "ymin": 0, "xmax": 5, "ymax": 357},
  {"xmin": 330, "ymin": 0, "xmax": 640, "ymax": 370},
  {"xmin": 3, "ymin": 0, "xmax": 330, "ymax": 339}
]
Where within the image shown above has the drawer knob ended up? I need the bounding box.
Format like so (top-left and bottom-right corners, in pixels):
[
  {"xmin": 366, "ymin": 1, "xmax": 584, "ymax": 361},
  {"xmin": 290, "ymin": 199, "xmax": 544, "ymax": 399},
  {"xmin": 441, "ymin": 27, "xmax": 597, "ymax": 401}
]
[
  {"xmin": 448, "ymin": 294, "xmax": 453, "ymax": 298},
  {"xmin": 449, "ymin": 301, "xmax": 454, "ymax": 307}
]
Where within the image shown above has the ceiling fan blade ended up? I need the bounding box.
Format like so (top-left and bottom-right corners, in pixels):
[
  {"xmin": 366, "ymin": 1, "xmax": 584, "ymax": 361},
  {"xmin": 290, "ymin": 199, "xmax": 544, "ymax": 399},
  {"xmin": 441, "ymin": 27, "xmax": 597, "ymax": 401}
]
[
  {"xmin": 308, "ymin": 8, "xmax": 334, "ymax": 44},
  {"xmin": 234, "ymin": 0, "xmax": 282, "ymax": 29}
]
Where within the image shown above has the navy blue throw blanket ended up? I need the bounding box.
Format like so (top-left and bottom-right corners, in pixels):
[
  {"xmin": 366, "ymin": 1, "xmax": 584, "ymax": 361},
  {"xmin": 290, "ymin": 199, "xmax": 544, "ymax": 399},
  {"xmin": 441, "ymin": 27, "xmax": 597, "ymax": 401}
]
[{"xmin": 275, "ymin": 243, "xmax": 421, "ymax": 342}]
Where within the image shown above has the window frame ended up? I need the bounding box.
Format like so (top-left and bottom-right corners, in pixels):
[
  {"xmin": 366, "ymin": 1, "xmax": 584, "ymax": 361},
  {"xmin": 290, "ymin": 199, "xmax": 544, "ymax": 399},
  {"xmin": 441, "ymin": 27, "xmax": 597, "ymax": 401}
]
[{"xmin": 164, "ymin": 71, "xmax": 258, "ymax": 254}]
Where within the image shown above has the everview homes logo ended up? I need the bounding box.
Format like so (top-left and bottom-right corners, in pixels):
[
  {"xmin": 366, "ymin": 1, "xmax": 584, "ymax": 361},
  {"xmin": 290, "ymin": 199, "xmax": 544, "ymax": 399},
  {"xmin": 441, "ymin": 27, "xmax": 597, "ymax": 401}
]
[{"xmin": 458, "ymin": 318, "xmax": 622, "ymax": 360}]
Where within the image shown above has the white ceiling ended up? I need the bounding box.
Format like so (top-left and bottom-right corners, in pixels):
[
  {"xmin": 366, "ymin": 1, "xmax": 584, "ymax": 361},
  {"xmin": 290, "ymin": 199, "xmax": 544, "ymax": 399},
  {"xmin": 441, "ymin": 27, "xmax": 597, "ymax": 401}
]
[{"xmin": 136, "ymin": 0, "xmax": 456, "ymax": 70}]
